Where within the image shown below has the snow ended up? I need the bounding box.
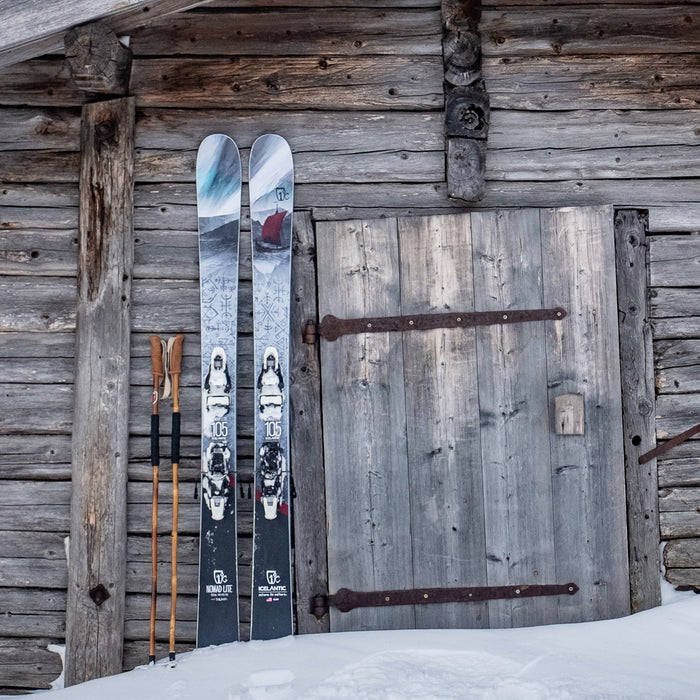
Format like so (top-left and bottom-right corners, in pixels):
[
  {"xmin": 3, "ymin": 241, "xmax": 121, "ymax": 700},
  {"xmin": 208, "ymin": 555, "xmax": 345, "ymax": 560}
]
[{"xmin": 12, "ymin": 582, "xmax": 699, "ymax": 700}]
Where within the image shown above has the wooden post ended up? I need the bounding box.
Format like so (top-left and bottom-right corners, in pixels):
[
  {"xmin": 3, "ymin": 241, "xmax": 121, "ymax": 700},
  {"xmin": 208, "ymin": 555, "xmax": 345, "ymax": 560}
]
[
  {"xmin": 291, "ymin": 212, "xmax": 329, "ymax": 633},
  {"xmin": 614, "ymin": 209, "xmax": 662, "ymax": 613},
  {"xmin": 65, "ymin": 97, "xmax": 135, "ymax": 686}
]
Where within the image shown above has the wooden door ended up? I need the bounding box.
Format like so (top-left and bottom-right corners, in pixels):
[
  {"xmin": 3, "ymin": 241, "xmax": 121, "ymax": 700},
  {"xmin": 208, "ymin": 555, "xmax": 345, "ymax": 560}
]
[{"xmin": 315, "ymin": 206, "xmax": 630, "ymax": 631}]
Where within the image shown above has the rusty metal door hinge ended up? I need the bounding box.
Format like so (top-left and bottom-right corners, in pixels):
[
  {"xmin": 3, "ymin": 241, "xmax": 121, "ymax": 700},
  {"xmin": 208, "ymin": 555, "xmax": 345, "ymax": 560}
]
[
  {"xmin": 311, "ymin": 582, "xmax": 579, "ymax": 617},
  {"xmin": 303, "ymin": 307, "xmax": 566, "ymax": 343}
]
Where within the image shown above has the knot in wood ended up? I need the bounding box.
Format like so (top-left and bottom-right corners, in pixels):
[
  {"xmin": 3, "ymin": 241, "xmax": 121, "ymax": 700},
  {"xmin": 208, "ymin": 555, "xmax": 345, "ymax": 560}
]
[{"xmin": 94, "ymin": 118, "xmax": 117, "ymax": 142}]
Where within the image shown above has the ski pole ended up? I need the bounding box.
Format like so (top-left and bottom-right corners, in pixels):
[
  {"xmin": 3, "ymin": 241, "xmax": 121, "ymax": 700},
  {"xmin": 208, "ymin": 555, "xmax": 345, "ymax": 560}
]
[
  {"xmin": 148, "ymin": 335, "xmax": 165, "ymax": 665},
  {"xmin": 168, "ymin": 334, "xmax": 185, "ymax": 663}
]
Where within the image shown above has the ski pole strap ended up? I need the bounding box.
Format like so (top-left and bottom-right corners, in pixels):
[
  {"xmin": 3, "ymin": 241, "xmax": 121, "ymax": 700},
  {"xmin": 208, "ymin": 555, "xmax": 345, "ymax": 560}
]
[
  {"xmin": 306, "ymin": 307, "xmax": 567, "ymax": 343},
  {"xmin": 312, "ymin": 582, "xmax": 579, "ymax": 617}
]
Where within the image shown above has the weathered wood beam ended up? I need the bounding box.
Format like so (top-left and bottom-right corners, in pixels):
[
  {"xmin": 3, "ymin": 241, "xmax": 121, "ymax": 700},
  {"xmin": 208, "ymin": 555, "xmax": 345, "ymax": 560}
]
[
  {"xmin": 0, "ymin": 0, "xmax": 214, "ymax": 69},
  {"xmin": 65, "ymin": 22, "xmax": 132, "ymax": 95},
  {"xmin": 614, "ymin": 209, "xmax": 661, "ymax": 613},
  {"xmin": 290, "ymin": 213, "xmax": 329, "ymax": 634},
  {"xmin": 65, "ymin": 96, "xmax": 135, "ymax": 686}
]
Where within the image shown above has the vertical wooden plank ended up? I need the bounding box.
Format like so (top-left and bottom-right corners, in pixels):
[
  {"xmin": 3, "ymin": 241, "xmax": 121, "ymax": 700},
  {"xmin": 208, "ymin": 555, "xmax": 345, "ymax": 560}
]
[
  {"xmin": 317, "ymin": 218, "xmax": 413, "ymax": 632},
  {"xmin": 472, "ymin": 209, "xmax": 558, "ymax": 628},
  {"xmin": 398, "ymin": 214, "xmax": 488, "ymax": 629},
  {"xmin": 290, "ymin": 212, "xmax": 329, "ymax": 633},
  {"xmin": 65, "ymin": 97, "xmax": 135, "ymax": 686},
  {"xmin": 541, "ymin": 206, "xmax": 631, "ymax": 623},
  {"xmin": 614, "ymin": 208, "xmax": 660, "ymax": 613}
]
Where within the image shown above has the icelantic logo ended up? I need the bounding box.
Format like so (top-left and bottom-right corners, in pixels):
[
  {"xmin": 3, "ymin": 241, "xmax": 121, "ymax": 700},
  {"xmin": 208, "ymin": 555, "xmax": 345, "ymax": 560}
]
[
  {"xmin": 258, "ymin": 569, "xmax": 288, "ymax": 600},
  {"xmin": 275, "ymin": 186, "xmax": 290, "ymax": 202},
  {"xmin": 213, "ymin": 569, "xmax": 228, "ymax": 585}
]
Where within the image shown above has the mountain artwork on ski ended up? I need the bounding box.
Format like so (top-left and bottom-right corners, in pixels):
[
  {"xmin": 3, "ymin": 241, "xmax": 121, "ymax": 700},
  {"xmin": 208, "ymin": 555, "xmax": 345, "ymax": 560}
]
[
  {"xmin": 195, "ymin": 134, "xmax": 241, "ymax": 646},
  {"xmin": 250, "ymin": 134, "xmax": 294, "ymax": 640}
]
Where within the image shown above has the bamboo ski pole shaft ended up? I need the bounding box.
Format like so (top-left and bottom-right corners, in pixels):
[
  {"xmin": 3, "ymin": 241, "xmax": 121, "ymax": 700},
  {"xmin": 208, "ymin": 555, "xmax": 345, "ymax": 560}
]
[
  {"xmin": 168, "ymin": 334, "xmax": 185, "ymax": 663},
  {"xmin": 148, "ymin": 336, "xmax": 165, "ymax": 665}
]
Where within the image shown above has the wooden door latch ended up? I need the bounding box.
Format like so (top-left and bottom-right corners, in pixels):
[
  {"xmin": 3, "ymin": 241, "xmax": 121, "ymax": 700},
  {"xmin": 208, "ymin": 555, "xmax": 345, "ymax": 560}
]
[{"xmin": 303, "ymin": 307, "xmax": 567, "ymax": 343}]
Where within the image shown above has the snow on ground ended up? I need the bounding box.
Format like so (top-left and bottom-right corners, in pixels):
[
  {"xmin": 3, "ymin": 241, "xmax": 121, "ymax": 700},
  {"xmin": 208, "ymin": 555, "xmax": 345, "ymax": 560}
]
[{"xmin": 11, "ymin": 584, "xmax": 700, "ymax": 700}]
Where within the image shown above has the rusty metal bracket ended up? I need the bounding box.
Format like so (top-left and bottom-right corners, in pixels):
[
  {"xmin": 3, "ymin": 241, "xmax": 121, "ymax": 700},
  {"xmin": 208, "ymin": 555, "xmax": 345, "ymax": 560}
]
[
  {"xmin": 304, "ymin": 307, "xmax": 566, "ymax": 343},
  {"xmin": 312, "ymin": 582, "xmax": 579, "ymax": 617},
  {"xmin": 638, "ymin": 421, "xmax": 700, "ymax": 464}
]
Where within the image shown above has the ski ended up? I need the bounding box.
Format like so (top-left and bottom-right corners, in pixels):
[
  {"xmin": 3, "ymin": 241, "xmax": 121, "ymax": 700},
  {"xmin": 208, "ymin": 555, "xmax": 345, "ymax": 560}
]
[
  {"xmin": 195, "ymin": 134, "xmax": 241, "ymax": 647},
  {"xmin": 249, "ymin": 134, "xmax": 294, "ymax": 640}
]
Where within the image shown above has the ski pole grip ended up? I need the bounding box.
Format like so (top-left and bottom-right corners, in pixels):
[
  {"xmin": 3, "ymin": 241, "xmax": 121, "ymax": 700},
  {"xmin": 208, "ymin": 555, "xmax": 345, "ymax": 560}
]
[
  {"xmin": 169, "ymin": 334, "xmax": 185, "ymax": 377},
  {"xmin": 149, "ymin": 335, "xmax": 164, "ymax": 380}
]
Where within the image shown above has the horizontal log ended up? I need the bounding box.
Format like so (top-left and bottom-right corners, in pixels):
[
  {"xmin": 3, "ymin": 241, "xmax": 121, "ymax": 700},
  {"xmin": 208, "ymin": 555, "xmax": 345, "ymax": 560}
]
[
  {"xmin": 658, "ymin": 458, "xmax": 700, "ymax": 488},
  {"xmin": 656, "ymin": 364, "xmax": 700, "ymax": 394},
  {"xmin": 649, "ymin": 236, "xmax": 700, "ymax": 287},
  {"xmin": 481, "ymin": 7, "xmax": 700, "ymax": 57},
  {"xmin": 0, "ymin": 56, "xmax": 444, "ymax": 109},
  {"xmin": 663, "ymin": 538, "xmax": 700, "ymax": 568},
  {"xmin": 0, "ymin": 384, "xmax": 73, "ymax": 432},
  {"xmin": 128, "ymin": 8, "xmax": 441, "ymax": 56},
  {"xmin": 0, "ymin": 107, "xmax": 79, "ymax": 151},
  {"xmin": 651, "ymin": 317, "xmax": 700, "ymax": 341},
  {"xmin": 664, "ymin": 568, "xmax": 700, "ymax": 587},
  {"xmin": 656, "ymin": 393, "xmax": 700, "ymax": 439},
  {"xmin": 648, "ymin": 205, "xmax": 700, "ymax": 233},
  {"xmin": 484, "ymin": 54, "xmax": 700, "ymax": 110},
  {"xmin": 659, "ymin": 487, "xmax": 700, "ymax": 512},
  {"xmin": 654, "ymin": 339, "xmax": 700, "ymax": 370},
  {"xmin": 0, "ymin": 638, "xmax": 62, "ymax": 691},
  {"xmin": 660, "ymin": 511, "xmax": 700, "ymax": 539},
  {"xmin": 487, "ymin": 145, "xmax": 700, "ymax": 181},
  {"xmin": 489, "ymin": 108, "xmax": 700, "ymax": 151},
  {"xmin": 135, "ymin": 108, "xmax": 444, "ymax": 151},
  {"xmin": 650, "ymin": 287, "xmax": 700, "ymax": 319}
]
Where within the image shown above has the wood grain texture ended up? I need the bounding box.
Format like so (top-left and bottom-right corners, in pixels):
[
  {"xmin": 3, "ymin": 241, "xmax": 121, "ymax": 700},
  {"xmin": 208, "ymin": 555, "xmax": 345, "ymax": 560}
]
[
  {"xmin": 317, "ymin": 218, "xmax": 414, "ymax": 632},
  {"xmin": 542, "ymin": 205, "xmax": 630, "ymax": 622},
  {"xmin": 613, "ymin": 209, "xmax": 660, "ymax": 613},
  {"xmin": 398, "ymin": 214, "xmax": 488, "ymax": 629},
  {"xmin": 472, "ymin": 209, "xmax": 557, "ymax": 628},
  {"xmin": 289, "ymin": 212, "xmax": 329, "ymax": 634},
  {"xmin": 65, "ymin": 97, "xmax": 135, "ymax": 687}
]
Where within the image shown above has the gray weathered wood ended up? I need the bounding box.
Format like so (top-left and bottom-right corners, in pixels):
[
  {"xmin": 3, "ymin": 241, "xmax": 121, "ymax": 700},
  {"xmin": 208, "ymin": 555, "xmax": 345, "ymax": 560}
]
[
  {"xmin": 290, "ymin": 213, "xmax": 329, "ymax": 634},
  {"xmin": 128, "ymin": 8, "xmax": 441, "ymax": 56},
  {"xmin": 64, "ymin": 22, "xmax": 132, "ymax": 95},
  {"xmin": 663, "ymin": 568, "xmax": 700, "ymax": 587},
  {"xmin": 649, "ymin": 235, "xmax": 700, "ymax": 287},
  {"xmin": 65, "ymin": 97, "xmax": 135, "ymax": 687},
  {"xmin": 472, "ymin": 208, "xmax": 557, "ymax": 628},
  {"xmin": 658, "ymin": 458, "xmax": 700, "ymax": 488},
  {"xmin": 542, "ymin": 206, "xmax": 630, "ymax": 622},
  {"xmin": 481, "ymin": 7, "xmax": 700, "ymax": 57},
  {"xmin": 663, "ymin": 538, "xmax": 700, "ymax": 569},
  {"xmin": 483, "ymin": 54, "xmax": 700, "ymax": 111},
  {"xmin": 614, "ymin": 209, "xmax": 660, "ymax": 613},
  {"xmin": 660, "ymin": 511, "xmax": 700, "ymax": 539},
  {"xmin": 0, "ymin": 0, "xmax": 214, "ymax": 69},
  {"xmin": 398, "ymin": 213, "xmax": 488, "ymax": 629},
  {"xmin": 317, "ymin": 218, "xmax": 413, "ymax": 632}
]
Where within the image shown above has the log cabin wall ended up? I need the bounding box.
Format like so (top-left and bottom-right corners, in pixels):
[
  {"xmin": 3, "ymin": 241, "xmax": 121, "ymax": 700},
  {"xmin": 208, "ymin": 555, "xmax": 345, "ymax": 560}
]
[{"xmin": 0, "ymin": 0, "xmax": 699, "ymax": 693}]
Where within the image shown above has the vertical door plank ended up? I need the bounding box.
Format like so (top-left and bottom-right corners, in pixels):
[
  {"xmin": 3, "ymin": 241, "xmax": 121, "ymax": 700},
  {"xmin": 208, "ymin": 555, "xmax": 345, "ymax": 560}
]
[
  {"xmin": 290, "ymin": 212, "xmax": 329, "ymax": 633},
  {"xmin": 614, "ymin": 209, "xmax": 660, "ymax": 614},
  {"xmin": 471, "ymin": 209, "xmax": 558, "ymax": 628},
  {"xmin": 541, "ymin": 206, "xmax": 631, "ymax": 623},
  {"xmin": 66, "ymin": 97, "xmax": 135, "ymax": 685},
  {"xmin": 398, "ymin": 214, "xmax": 488, "ymax": 629},
  {"xmin": 317, "ymin": 219, "xmax": 413, "ymax": 632}
]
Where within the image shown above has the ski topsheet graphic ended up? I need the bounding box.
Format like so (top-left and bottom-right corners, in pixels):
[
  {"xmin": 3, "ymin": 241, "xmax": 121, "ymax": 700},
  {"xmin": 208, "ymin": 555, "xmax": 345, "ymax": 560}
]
[
  {"xmin": 196, "ymin": 134, "xmax": 241, "ymax": 646},
  {"xmin": 249, "ymin": 134, "xmax": 294, "ymax": 640}
]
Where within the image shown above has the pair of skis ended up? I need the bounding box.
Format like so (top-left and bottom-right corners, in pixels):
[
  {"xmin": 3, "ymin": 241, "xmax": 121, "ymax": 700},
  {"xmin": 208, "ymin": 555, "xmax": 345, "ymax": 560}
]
[{"xmin": 195, "ymin": 134, "xmax": 294, "ymax": 646}]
